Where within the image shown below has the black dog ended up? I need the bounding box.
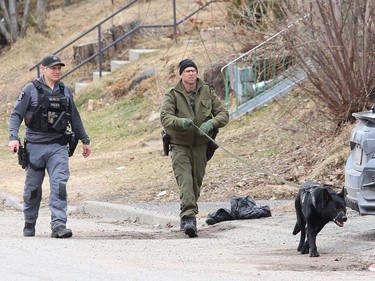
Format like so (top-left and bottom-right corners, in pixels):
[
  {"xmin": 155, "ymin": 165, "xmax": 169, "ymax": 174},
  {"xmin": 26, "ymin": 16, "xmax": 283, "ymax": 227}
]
[{"xmin": 293, "ymin": 182, "xmax": 347, "ymax": 257}]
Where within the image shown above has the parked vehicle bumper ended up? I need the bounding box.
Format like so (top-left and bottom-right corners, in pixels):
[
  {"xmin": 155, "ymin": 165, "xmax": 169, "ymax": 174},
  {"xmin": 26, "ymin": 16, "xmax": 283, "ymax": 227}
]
[{"xmin": 345, "ymin": 155, "xmax": 375, "ymax": 215}]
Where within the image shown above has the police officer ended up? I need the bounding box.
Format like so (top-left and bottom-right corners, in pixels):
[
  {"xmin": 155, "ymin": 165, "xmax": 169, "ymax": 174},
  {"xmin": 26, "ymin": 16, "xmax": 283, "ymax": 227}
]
[
  {"xmin": 160, "ymin": 59, "xmax": 229, "ymax": 237},
  {"xmin": 8, "ymin": 55, "xmax": 91, "ymax": 238}
]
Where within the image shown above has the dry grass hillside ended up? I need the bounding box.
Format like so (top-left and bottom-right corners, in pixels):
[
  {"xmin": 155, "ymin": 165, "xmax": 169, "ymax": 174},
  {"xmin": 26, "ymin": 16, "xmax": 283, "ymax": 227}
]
[{"xmin": 0, "ymin": 0, "xmax": 354, "ymax": 207}]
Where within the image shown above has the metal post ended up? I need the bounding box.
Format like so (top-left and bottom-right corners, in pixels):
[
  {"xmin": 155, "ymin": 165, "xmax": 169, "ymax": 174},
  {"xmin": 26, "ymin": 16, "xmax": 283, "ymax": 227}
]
[{"xmin": 98, "ymin": 25, "xmax": 102, "ymax": 77}]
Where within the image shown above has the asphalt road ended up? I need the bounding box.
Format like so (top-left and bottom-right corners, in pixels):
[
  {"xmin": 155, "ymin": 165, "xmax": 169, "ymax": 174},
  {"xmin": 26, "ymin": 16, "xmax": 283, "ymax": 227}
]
[{"xmin": 1, "ymin": 197, "xmax": 375, "ymax": 281}]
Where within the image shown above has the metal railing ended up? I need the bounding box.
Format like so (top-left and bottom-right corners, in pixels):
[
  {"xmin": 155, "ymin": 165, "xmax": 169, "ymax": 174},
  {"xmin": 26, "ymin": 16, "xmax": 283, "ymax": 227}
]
[
  {"xmin": 30, "ymin": 0, "xmax": 219, "ymax": 80},
  {"xmin": 221, "ymin": 14, "xmax": 309, "ymax": 115}
]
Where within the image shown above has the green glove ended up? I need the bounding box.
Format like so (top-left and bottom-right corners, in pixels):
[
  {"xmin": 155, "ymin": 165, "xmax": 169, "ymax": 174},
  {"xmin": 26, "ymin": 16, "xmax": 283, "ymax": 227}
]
[
  {"xmin": 198, "ymin": 120, "xmax": 214, "ymax": 135},
  {"xmin": 179, "ymin": 118, "xmax": 193, "ymax": 129}
]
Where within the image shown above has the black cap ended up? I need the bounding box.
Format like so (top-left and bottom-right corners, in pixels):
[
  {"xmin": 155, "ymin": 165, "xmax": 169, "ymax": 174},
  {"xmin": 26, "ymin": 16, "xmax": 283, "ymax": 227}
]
[
  {"xmin": 41, "ymin": 55, "xmax": 65, "ymax": 68},
  {"xmin": 178, "ymin": 59, "xmax": 197, "ymax": 75}
]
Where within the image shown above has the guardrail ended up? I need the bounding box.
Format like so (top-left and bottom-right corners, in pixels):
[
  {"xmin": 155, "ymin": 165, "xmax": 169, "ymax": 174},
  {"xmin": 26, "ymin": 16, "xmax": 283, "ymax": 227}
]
[{"xmin": 30, "ymin": 0, "xmax": 219, "ymax": 80}]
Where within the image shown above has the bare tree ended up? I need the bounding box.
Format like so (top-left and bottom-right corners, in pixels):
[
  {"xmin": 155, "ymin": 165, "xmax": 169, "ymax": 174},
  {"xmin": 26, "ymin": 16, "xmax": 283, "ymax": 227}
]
[
  {"xmin": 8, "ymin": 0, "xmax": 18, "ymax": 41},
  {"xmin": 0, "ymin": 0, "xmax": 12, "ymax": 43},
  {"xmin": 0, "ymin": 0, "xmax": 31, "ymax": 44},
  {"xmin": 280, "ymin": 0, "xmax": 375, "ymax": 124},
  {"xmin": 36, "ymin": 0, "xmax": 47, "ymax": 32},
  {"xmin": 21, "ymin": 0, "xmax": 31, "ymax": 37},
  {"xmin": 227, "ymin": 0, "xmax": 284, "ymax": 31}
]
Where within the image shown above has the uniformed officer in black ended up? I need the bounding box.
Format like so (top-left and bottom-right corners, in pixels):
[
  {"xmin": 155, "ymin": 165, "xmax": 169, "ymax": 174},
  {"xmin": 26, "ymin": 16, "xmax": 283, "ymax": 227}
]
[{"xmin": 8, "ymin": 55, "xmax": 91, "ymax": 238}]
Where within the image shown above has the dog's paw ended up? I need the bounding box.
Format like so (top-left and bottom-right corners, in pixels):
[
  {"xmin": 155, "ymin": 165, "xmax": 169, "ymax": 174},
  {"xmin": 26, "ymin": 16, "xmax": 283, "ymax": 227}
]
[
  {"xmin": 297, "ymin": 243, "xmax": 304, "ymax": 252},
  {"xmin": 310, "ymin": 251, "xmax": 320, "ymax": 257},
  {"xmin": 300, "ymin": 247, "xmax": 309, "ymax": 255},
  {"xmin": 300, "ymin": 244, "xmax": 310, "ymax": 254},
  {"xmin": 301, "ymin": 248, "xmax": 310, "ymax": 254}
]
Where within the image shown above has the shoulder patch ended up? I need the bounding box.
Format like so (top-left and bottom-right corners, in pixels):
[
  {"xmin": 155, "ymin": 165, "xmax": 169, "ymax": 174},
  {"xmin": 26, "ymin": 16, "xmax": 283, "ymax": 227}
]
[{"xmin": 17, "ymin": 91, "xmax": 25, "ymax": 101}]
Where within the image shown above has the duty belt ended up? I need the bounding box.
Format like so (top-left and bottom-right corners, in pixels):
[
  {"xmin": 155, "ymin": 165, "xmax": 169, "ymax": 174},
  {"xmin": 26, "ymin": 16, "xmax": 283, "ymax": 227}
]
[{"xmin": 26, "ymin": 136, "xmax": 63, "ymax": 145}]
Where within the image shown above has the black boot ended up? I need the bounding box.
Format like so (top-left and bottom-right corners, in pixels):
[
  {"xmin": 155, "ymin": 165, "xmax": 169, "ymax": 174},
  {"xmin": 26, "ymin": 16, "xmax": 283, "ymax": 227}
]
[
  {"xmin": 51, "ymin": 226, "xmax": 73, "ymax": 238},
  {"xmin": 180, "ymin": 218, "xmax": 187, "ymax": 231},
  {"xmin": 23, "ymin": 222, "xmax": 36, "ymax": 237},
  {"xmin": 180, "ymin": 217, "xmax": 192, "ymax": 231},
  {"xmin": 183, "ymin": 217, "xmax": 197, "ymax": 238}
]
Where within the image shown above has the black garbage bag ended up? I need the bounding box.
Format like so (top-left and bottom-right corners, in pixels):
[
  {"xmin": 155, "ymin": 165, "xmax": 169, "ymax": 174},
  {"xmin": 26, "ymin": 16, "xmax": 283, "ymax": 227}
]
[
  {"xmin": 230, "ymin": 195, "xmax": 271, "ymax": 219},
  {"xmin": 205, "ymin": 196, "xmax": 272, "ymax": 225},
  {"xmin": 205, "ymin": 208, "xmax": 236, "ymax": 225}
]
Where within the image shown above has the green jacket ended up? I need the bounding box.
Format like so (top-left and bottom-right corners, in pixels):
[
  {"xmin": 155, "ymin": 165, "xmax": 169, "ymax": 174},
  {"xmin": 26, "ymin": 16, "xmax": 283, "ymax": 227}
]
[{"xmin": 160, "ymin": 78, "xmax": 229, "ymax": 146}]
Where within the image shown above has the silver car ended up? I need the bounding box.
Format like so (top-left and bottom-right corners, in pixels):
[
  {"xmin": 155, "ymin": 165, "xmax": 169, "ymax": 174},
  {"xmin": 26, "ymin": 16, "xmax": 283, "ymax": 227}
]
[{"xmin": 345, "ymin": 109, "xmax": 375, "ymax": 215}]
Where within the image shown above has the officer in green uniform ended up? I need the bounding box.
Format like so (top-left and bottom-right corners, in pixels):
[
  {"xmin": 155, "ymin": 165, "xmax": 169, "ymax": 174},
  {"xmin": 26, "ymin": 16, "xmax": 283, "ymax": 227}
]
[
  {"xmin": 160, "ymin": 59, "xmax": 229, "ymax": 237},
  {"xmin": 8, "ymin": 55, "xmax": 91, "ymax": 238}
]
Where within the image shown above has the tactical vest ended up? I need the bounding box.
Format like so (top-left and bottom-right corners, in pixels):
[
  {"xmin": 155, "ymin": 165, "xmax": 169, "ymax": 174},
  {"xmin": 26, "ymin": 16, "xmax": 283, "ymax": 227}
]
[{"xmin": 25, "ymin": 80, "xmax": 70, "ymax": 133}]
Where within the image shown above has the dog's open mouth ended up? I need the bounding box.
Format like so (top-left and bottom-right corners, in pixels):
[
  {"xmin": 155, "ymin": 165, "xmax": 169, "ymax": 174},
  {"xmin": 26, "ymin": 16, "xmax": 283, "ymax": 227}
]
[
  {"xmin": 333, "ymin": 219, "xmax": 345, "ymax": 227},
  {"xmin": 333, "ymin": 212, "xmax": 347, "ymax": 227}
]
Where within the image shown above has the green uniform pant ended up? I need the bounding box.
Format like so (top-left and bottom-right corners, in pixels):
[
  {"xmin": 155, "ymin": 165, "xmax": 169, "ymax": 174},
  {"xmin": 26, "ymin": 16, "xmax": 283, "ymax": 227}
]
[{"xmin": 171, "ymin": 144, "xmax": 207, "ymax": 218}]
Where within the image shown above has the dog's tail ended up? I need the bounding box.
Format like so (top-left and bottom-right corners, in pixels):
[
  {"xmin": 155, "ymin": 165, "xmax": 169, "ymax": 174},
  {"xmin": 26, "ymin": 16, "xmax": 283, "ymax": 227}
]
[{"xmin": 292, "ymin": 222, "xmax": 301, "ymax": 235}]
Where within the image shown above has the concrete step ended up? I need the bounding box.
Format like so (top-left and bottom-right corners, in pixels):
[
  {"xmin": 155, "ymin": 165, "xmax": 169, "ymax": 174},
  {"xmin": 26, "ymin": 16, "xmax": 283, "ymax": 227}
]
[
  {"xmin": 75, "ymin": 51, "xmax": 157, "ymax": 93},
  {"xmin": 111, "ymin": 60, "xmax": 130, "ymax": 72},
  {"xmin": 128, "ymin": 49, "xmax": 158, "ymax": 61},
  {"xmin": 93, "ymin": 71, "xmax": 111, "ymax": 81},
  {"xmin": 75, "ymin": 82, "xmax": 90, "ymax": 93}
]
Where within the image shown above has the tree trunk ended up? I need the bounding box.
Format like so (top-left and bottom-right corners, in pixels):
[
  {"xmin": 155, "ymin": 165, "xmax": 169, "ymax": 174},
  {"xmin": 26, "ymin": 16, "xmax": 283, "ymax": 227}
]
[
  {"xmin": 73, "ymin": 42, "xmax": 98, "ymax": 65},
  {"xmin": 0, "ymin": 20, "xmax": 11, "ymax": 44},
  {"xmin": 0, "ymin": 0, "xmax": 11, "ymax": 43},
  {"xmin": 37, "ymin": 0, "xmax": 47, "ymax": 32},
  {"xmin": 8, "ymin": 0, "xmax": 18, "ymax": 42},
  {"xmin": 20, "ymin": 0, "xmax": 31, "ymax": 37},
  {"xmin": 0, "ymin": 0, "xmax": 11, "ymax": 26}
]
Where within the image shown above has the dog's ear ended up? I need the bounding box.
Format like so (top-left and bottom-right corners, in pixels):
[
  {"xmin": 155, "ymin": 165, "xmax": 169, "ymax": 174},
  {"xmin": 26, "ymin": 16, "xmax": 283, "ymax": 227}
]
[
  {"xmin": 338, "ymin": 187, "xmax": 345, "ymax": 199},
  {"xmin": 322, "ymin": 188, "xmax": 333, "ymax": 202}
]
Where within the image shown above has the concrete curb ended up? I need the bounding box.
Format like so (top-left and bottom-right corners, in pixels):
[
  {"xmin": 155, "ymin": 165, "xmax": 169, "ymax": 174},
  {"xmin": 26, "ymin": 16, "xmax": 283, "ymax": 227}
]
[
  {"xmin": 0, "ymin": 192, "xmax": 23, "ymax": 211},
  {"xmin": 1, "ymin": 192, "xmax": 180, "ymax": 227},
  {"xmin": 77, "ymin": 201, "xmax": 180, "ymax": 227}
]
